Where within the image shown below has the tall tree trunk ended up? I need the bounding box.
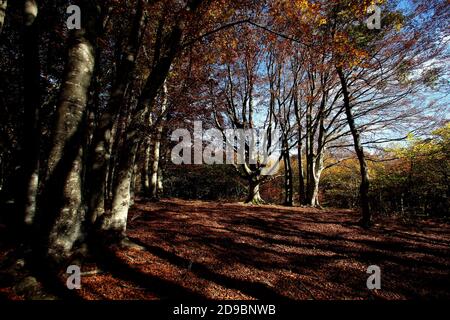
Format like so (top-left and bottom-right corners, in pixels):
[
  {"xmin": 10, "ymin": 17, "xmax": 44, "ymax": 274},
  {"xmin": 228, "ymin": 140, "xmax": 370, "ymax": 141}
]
[
  {"xmin": 312, "ymin": 103, "xmax": 327, "ymax": 208},
  {"xmin": 283, "ymin": 141, "xmax": 293, "ymax": 206},
  {"xmin": 311, "ymin": 166, "xmax": 323, "ymax": 207},
  {"xmin": 150, "ymin": 81, "xmax": 168, "ymax": 200},
  {"xmin": 130, "ymin": 158, "xmax": 139, "ymax": 206},
  {"xmin": 141, "ymin": 141, "xmax": 151, "ymax": 196},
  {"xmin": 99, "ymin": 0, "xmax": 206, "ymax": 238},
  {"xmin": 150, "ymin": 139, "xmax": 160, "ymax": 199},
  {"xmin": 305, "ymin": 100, "xmax": 315, "ymax": 206},
  {"xmin": 105, "ymin": 99, "xmax": 130, "ymax": 204},
  {"xmin": 297, "ymin": 131, "xmax": 306, "ymax": 205},
  {"xmin": 38, "ymin": 0, "xmax": 100, "ymax": 260},
  {"xmin": 99, "ymin": 137, "xmax": 138, "ymax": 238},
  {"xmin": 305, "ymin": 152, "xmax": 316, "ymax": 206},
  {"xmin": 337, "ymin": 67, "xmax": 371, "ymax": 227},
  {"xmin": 294, "ymin": 91, "xmax": 306, "ymax": 205},
  {"xmin": 157, "ymin": 166, "xmax": 164, "ymax": 194},
  {"xmin": 101, "ymin": 41, "xmax": 177, "ymax": 236},
  {"xmin": 0, "ymin": 0, "xmax": 7, "ymax": 34},
  {"xmin": 22, "ymin": 0, "xmax": 41, "ymax": 228},
  {"xmin": 86, "ymin": 0, "xmax": 146, "ymax": 225},
  {"xmin": 304, "ymin": 91, "xmax": 327, "ymax": 207}
]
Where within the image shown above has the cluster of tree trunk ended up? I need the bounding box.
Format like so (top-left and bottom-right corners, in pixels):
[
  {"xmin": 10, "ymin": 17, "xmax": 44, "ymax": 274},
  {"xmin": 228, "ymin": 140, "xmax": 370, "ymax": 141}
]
[
  {"xmin": 4, "ymin": 0, "xmax": 209, "ymax": 264},
  {"xmin": 2, "ymin": 0, "xmax": 444, "ymax": 270}
]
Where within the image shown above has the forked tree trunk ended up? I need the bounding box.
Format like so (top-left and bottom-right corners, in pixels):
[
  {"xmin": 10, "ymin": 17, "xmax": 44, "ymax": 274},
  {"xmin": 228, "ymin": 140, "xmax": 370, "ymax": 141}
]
[
  {"xmin": 310, "ymin": 173, "xmax": 321, "ymax": 206},
  {"xmin": 305, "ymin": 154, "xmax": 324, "ymax": 207},
  {"xmin": 306, "ymin": 174, "xmax": 319, "ymax": 206},
  {"xmin": 22, "ymin": 0, "xmax": 41, "ymax": 228},
  {"xmin": 337, "ymin": 67, "xmax": 371, "ymax": 227},
  {"xmin": 38, "ymin": 0, "xmax": 100, "ymax": 260},
  {"xmin": 305, "ymin": 153, "xmax": 318, "ymax": 207},
  {"xmin": 0, "ymin": 0, "xmax": 7, "ymax": 34},
  {"xmin": 246, "ymin": 178, "xmax": 264, "ymax": 205}
]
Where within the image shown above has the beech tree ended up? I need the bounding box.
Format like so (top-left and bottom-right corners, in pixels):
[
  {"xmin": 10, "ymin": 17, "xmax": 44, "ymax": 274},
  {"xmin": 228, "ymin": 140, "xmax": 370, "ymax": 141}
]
[
  {"xmin": 86, "ymin": 0, "xmax": 147, "ymax": 225},
  {"xmin": 328, "ymin": 0, "xmax": 448, "ymax": 226},
  {"xmin": 0, "ymin": 0, "xmax": 447, "ymax": 271},
  {"xmin": 209, "ymin": 24, "xmax": 284, "ymax": 205},
  {"xmin": 99, "ymin": 0, "xmax": 210, "ymax": 237},
  {"xmin": 37, "ymin": 0, "xmax": 102, "ymax": 259}
]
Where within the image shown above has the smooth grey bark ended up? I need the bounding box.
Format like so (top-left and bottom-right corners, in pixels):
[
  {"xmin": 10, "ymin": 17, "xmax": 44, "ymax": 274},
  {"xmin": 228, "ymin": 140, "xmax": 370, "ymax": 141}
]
[
  {"xmin": 245, "ymin": 177, "xmax": 263, "ymax": 205},
  {"xmin": 130, "ymin": 157, "xmax": 139, "ymax": 206},
  {"xmin": 157, "ymin": 166, "xmax": 163, "ymax": 194},
  {"xmin": 305, "ymin": 129, "xmax": 322, "ymax": 206},
  {"xmin": 150, "ymin": 139, "xmax": 160, "ymax": 198},
  {"xmin": 305, "ymin": 95, "xmax": 314, "ymax": 205},
  {"xmin": 304, "ymin": 86, "xmax": 328, "ymax": 207},
  {"xmin": 100, "ymin": 0, "xmax": 207, "ymax": 238},
  {"xmin": 294, "ymin": 95, "xmax": 306, "ymax": 205},
  {"xmin": 283, "ymin": 139, "xmax": 293, "ymax": 206},
  {"xmin": 307, "ymin": 158, "xmax": 324, "ymax": 207},
  {"xmin": 337, "ymin": 67, "xmax": 371, "ymax": 227},
  {"xmin": 39, "ymin": 0, "xmax": 100, "ymax": 260},
  {"xmin": 87, "ymin": 0, "xmax": 146, "ymax": 225},
  {"xmin": 309, "ymin": 104, "xmax": 327, "ymax": 207},
  {"xmin": 297, "ymin": 137, "xmax": 306, "ymax": 204},
  {"xmin": 102, "ymin": 23, "xmax": 184, "ymax": 235},
  {"xmin": 150, "ymin": 81, "xmax": 167, "ymax": 199},
  {"xmin": 0, "ymin": 0, "xmax": 7, "ymax": 34},
  {"xmin": 141, "ymin": 141, "xmax": 151, "ymax": 195},
  {"xmin": 22, "ymin": 0, "xmax": 41, "ymax": 227},
  {"xmin": 105, "ymin": 97, "xmax": 131, "ymax": 204},
  {"xmin": 99, "ymin": 138, "xmax": 138, "ymax": 237}
]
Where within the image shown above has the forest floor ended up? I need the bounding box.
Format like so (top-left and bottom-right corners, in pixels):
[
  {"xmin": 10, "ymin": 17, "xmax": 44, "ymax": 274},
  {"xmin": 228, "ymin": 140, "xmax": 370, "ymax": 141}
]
[{"xmin": 1, "ymin": 198, "xmax": 450, "ymax": 300}]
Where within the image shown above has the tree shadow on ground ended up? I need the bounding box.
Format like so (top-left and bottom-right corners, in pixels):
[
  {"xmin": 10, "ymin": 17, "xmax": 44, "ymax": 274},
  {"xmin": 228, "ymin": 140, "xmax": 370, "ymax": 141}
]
[
  {"xmin": 121, "ymin": 199, "xmax": 450, "ymax": 299},
  {"xmin": 94, "ymin": 245, "xmax": 205, "ymax": 300},
  {"xmin": 127, "ymin": 236, "xmax": 295, "ymax": 301}
]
